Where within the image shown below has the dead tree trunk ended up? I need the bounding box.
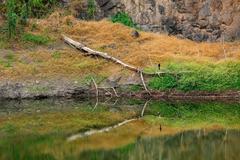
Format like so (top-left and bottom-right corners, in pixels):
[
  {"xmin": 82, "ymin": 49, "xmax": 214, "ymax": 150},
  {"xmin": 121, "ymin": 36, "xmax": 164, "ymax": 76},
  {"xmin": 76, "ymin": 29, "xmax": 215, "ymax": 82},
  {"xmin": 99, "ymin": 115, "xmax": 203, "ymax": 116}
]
[{"xmin": 63, "ymin": 35, "xmax": 139, "ymax": 72}]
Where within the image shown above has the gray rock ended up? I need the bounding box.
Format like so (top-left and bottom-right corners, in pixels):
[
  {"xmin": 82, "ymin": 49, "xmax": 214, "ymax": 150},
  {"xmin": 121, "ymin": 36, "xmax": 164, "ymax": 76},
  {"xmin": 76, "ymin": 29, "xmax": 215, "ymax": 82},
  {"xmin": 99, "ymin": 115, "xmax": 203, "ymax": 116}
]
[
  {"xmin": 92, "ymin": 0, "xmax": 240, "ymax": 42},
  {"xmin": 131, "ymin": 30, "xmax": 140, "ymax": 38}
]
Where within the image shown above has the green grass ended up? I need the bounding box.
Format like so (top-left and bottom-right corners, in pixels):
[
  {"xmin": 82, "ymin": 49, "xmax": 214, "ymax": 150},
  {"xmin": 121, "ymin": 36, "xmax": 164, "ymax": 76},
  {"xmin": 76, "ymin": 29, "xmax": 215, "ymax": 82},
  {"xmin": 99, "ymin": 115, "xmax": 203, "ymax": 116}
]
[
  {"xmin": 130, "ymin": 85, "xmax": 142, "ymax": 92},
  {"xmin": 148, "ymin": 61, "xmax": 240, "ymax": 92},
  {"xmin": 0, "ymin": 53, "xmax": 16, "ymax": 68},
  {"xmin": 51, "ymin": 51, "xmax": 61, "ymax": 59},
  {"xmin": 22, "ymin": 33, "xmax": 50, "ymax": 45}
]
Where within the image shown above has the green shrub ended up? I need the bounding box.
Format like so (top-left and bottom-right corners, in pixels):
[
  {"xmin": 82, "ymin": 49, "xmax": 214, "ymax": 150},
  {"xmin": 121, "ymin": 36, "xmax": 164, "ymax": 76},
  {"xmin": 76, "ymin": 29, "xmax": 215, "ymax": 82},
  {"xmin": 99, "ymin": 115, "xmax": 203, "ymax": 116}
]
[
  {"xmin": 2, "ymin": 0, "xmax": 58, "ymax": 19},
  {"xmin": 28, "ymin": 0, "xmax": 59, "ymax": 18},
  {"xmin": 6, "ymin": 0, "xmax": 18, "ymax": 38},
  {"xmin": 111, "ymin": 12, "xmax": 136, "ymax": 28},
  {"xmin": 1, "ymin": 0, "xmax": 58, "ymax": 40},
  {"xmin": 22, "ymin": 33, "xmax": 49, "ymax": 45},
  {"xmin": 87, "ymin": 0, "xmax": 96, "ymax": 19}
]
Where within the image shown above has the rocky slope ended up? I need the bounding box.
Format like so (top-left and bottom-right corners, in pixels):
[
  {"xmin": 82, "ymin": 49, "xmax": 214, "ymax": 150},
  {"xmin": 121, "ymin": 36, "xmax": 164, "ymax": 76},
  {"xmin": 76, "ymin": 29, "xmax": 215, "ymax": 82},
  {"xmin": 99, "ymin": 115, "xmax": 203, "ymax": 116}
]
[{"xmin": 95, "ymin": 0, "xmax": 240, "ymax": 42}]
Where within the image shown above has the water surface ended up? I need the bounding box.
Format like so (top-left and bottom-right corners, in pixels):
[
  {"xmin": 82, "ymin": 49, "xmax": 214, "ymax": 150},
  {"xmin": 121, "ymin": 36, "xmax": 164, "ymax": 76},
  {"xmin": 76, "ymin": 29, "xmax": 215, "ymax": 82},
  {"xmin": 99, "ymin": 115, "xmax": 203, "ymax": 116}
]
[{"xmin": 0, "ymin": 99, "xmax": 239, "ymax": 160}]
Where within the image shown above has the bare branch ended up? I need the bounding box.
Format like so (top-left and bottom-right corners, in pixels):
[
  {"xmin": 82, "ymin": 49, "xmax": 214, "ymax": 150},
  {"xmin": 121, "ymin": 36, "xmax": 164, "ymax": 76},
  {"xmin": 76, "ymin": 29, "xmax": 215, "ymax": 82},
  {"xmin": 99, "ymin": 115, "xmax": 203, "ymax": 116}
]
[
  {"xmin": 140, "ymin": 71, "xmax": 151, "ymax": 95},
  {"xmin": 91, "ymin": 77, "xmax": 99, "ymax": 111},
  {"xmin": 141, "ymin": 100, "xmax": 151, "ymax": 117}
]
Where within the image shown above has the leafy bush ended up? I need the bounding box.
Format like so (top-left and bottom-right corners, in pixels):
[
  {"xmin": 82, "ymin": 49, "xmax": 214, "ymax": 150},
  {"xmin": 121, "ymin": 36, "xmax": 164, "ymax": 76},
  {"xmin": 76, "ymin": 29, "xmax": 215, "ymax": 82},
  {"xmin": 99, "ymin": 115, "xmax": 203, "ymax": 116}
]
[
  {"xmin": 22, "ymin": 33, "xmax": 49, "ymax": 45},
  {"xmin": 148, "ymin": 61, "xmax": 240, "ymax": 92},
  {"xmin": 111, "ymin": 12, "xmax": 136, "ymax": 28},
  {"xmin": 1, "ymin": 0, "xmax": 58, "ymax": 39},
  {"xmin": 1, "ymin": 0, "xmax": 58, "ymax": 19},
  {"xmin": 87, "ymin": 0, "xmax": 96, "ymax": 19}
]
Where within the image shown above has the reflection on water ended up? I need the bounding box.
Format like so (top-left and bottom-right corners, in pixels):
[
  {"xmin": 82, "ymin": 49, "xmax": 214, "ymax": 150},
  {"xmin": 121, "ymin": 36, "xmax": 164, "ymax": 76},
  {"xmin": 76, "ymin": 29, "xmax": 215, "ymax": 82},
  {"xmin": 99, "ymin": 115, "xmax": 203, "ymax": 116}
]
[
  {"xmin": 80, "ymin": 129, "xmax": 240, "ymax": 160},
  {"xmin": 0, "ymin": 99, "xmax": 239, "ymax": 160}
]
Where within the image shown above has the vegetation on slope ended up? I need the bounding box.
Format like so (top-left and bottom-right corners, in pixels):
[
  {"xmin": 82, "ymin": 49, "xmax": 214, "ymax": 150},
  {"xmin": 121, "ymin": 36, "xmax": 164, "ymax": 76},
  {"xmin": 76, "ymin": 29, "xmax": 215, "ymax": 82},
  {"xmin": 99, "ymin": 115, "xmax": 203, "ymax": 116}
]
[{"xmin": 0, "ymin": 9, "xmax": 240, "ymax": 91}]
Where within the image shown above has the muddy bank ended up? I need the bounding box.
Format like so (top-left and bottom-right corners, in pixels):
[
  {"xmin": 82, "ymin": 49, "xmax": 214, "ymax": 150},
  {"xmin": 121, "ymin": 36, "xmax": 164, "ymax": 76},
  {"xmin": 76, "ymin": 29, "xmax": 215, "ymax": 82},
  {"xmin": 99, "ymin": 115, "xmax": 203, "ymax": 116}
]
[{"xmin": 0, "ymin": 81, "xmax": 240, "ymax": 101}]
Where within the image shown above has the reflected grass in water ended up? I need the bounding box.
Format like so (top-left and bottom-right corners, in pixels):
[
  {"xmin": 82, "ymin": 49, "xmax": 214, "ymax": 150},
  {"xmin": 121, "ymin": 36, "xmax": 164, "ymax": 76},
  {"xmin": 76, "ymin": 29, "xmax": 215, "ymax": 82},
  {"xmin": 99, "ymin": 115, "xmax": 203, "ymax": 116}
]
[
  {"xmin": 0, "ymin": 99, "xmax": 239, "ymax": 160},
  {"xmin": 79, "ymin": 129, "xmax": 240, "ymax": 160},
  {"xmin": 0, "ymin": 99, "xmax": 138, "ymax": 160},
  {"xmin": 144, "ymin": 101, "xmax": 240, "ymax": 128}
]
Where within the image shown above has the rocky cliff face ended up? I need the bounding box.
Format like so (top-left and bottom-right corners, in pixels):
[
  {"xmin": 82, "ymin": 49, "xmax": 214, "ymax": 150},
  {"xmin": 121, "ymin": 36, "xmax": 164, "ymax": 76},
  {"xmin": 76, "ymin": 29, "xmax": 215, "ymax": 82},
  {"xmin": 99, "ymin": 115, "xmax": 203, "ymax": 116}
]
[{"xmin": 95, "ymin": 0, "xmax": 240, "ymax": 42}]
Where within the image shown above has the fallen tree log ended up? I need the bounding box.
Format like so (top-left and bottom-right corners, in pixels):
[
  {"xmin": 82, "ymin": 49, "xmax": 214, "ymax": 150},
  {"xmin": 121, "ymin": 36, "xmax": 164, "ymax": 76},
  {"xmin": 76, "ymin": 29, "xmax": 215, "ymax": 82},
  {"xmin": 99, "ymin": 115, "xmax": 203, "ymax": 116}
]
[
  {"xmin": 63, "ymin": 35, "xmax": 139, "ymax": 72},
  {"xmin": 62, "ymin": 35, "xmax": 192, "ymax": 76}
]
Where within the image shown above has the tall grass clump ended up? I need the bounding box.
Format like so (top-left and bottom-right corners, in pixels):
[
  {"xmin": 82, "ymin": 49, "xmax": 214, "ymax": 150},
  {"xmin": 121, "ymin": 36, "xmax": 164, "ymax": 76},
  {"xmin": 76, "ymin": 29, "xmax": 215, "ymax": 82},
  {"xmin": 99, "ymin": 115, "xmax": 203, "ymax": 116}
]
[
  {"xmin": 6, "ymin": 0, "xmax": 18, "ymax": 39},
  {"xmin": 111, "ymin": 12, "xmax": 136, "ymax": 28},
  {"xmin": 148, "ymin": 61, "xmax": 240, "ymax": 92},
  {"xmin": 87, "ymin": 0, "xmax": 96, "ymax": 19}
]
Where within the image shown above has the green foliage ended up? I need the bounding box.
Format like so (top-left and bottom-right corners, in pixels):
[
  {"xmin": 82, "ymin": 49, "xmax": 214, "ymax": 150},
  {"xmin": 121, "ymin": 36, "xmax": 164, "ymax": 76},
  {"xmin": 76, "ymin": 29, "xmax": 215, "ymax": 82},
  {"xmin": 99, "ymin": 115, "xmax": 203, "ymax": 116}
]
[
  {"xmin": 22, "ymin": 33, "xmax": 49, "ymax": 45},
  {"xmin": 149, "ymin": 75, "xmax": 177, "ymax": 90},
  {"xmin": 111, "ymin": 12, "xmax": 136, "ymax": 28},
  {"xmin": 19, "ymin": 3, "xmax": 28, "ymax": 25},
  {"xmin": 28, "ymin": 0, "xmax": 59, "ymax": 18},
  {"xmin": 87, "ymin": 0, "xmax": 96, "ymax": 19},
  {"xmin": 2, "ymin": 0, "xmax": 58, "ymax": 40},
  {"xmin": 148, "ymin": 61, "xmax": 240, "ymax": 92},
  {"xmin": 6, "ymin": 0, "xmax": 18, "ymax": 38}
]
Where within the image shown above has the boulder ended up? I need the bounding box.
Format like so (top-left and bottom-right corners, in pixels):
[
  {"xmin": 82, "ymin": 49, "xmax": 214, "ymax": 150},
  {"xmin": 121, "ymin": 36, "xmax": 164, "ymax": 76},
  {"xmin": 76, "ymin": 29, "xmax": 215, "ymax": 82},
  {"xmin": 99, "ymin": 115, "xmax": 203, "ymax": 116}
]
[{"xmin": 93, "ymin": 0, "xmax": 240, "ymax": 41}]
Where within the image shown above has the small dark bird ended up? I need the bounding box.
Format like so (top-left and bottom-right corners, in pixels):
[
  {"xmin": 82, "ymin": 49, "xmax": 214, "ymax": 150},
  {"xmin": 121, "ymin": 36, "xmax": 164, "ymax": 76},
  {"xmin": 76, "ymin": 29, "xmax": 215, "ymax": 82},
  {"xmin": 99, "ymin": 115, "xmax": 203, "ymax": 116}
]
[
  {"xmin": 160, "ymin": 124, "xmax": 162, "ymax": 131},
  {"xmin": 158, "ymin": 63, "xmax": 161, "ymax": 71},
  {"xmin": 131, "ymin": 30, "xmax": 140, "ymax": 38}
]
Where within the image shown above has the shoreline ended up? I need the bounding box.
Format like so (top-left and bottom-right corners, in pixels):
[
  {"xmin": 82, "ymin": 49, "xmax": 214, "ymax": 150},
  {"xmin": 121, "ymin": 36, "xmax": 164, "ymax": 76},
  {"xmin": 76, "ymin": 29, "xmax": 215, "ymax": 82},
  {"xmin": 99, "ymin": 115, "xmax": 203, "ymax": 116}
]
[{"xmin": 0, "ymin": 82, "xmax": 239, "ymax": 101}]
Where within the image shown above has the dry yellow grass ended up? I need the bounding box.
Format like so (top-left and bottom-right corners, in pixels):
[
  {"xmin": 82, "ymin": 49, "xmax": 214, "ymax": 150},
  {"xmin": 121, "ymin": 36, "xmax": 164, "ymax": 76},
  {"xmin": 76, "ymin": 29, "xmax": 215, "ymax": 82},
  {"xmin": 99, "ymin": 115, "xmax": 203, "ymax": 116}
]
[{"xmin": 0, "ymin": 11, "xmax": 240, "ymax": 80}]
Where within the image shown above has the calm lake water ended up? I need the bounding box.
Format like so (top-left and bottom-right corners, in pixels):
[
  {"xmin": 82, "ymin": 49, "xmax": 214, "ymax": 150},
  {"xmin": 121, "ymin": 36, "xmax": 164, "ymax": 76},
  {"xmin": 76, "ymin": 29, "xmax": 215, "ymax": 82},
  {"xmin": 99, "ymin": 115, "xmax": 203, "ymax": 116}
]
[{"xmin": 0, "ymin": 99, "xmax": 239, "ymax": 160}]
